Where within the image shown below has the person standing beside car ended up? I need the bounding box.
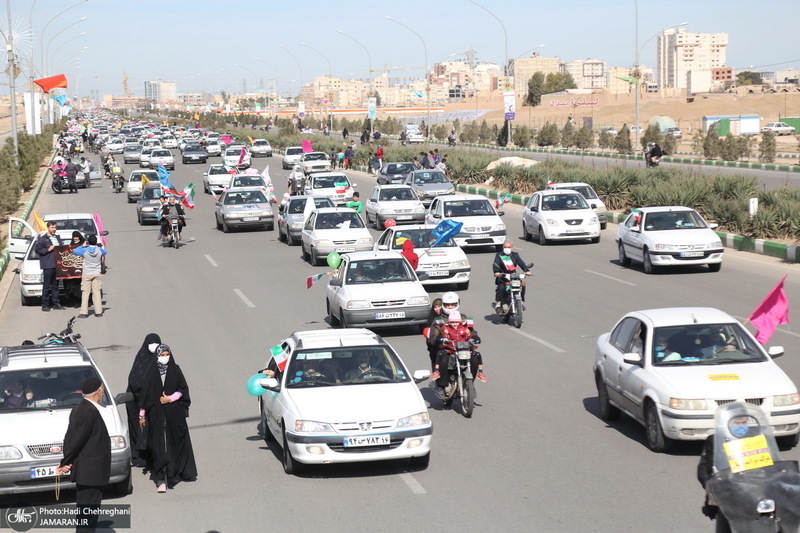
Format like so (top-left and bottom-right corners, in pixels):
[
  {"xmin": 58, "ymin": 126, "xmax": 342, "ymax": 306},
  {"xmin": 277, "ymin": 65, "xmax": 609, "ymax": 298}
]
[
  {"xmin": 72, "ymin": 234, "xmax": 107, "ymax": 318},
  {"xmin": 35, "ymin": 221, "xmax": 64, "ymax": 312},
  {"xmin": 64, "ymin": 158, "xmax": 80, "ymax": 193}
]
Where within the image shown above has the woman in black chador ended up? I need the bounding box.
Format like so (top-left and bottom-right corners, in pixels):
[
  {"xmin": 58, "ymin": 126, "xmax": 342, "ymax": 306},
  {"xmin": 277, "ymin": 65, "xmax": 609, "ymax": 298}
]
[
  {"xmin": 140, "ymin": 344, "xmax": 197, "ymax": 493},
  {"xmin": 126, "ymin": 333, "xmax": 161, "ymax": 468}
]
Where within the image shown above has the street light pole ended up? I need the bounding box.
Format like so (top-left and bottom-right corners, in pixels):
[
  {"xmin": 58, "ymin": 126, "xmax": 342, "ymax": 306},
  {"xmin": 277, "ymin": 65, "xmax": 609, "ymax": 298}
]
[
  {"xmin": 45, "ymin": 22, "xmax": 86, "ymax": 76},
  {"xmin": 3, "ymin": 0, "xmax": 19, "ymax": 165},
  {"xmin": 337, "ymin": 30, "xmax": 373, "ymax": 137},
  {"xmin": 38, "ymin": 0, "xmax": 88, "ymax": 77},
  {"xmin": 385, "ymin": 16, "xmax": 429, "ymax": 137},
  {"xmin": 468, "ymin": 0, "xmax": 510, "ymax": 145},
  {"xmin": 280, "ymin": 44, "xmax": 303, "ymax": 100},
  {"xmin": 300, "ymin": 42, "xmax": 334, "ymax": 134},
  {"xmin": 253, "ymin": 57, "xmax": 280, "ymax": 114}
]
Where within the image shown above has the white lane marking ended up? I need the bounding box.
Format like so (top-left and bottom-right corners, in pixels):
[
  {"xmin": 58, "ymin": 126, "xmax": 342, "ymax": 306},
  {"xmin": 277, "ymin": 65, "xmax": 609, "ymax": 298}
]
[
  {"xmin": 586, "ymin": 270, "xmax": 636, "ymax": 286},
  {"xmin": 233, "ymin": 289, "xmax": 256, "ymax": 309},
  {"xmin": 399, "ymin": 473, "xmax": 427, "ymax": 494},
  {"xmin": 734, "ymin": 316, "xmax": 800, "ymax": 339},
  {"xmin": 510, "ymin": 328, "xmax": 566, "ymax": 353},
  {"xmin": 205, "ymin": 254, "xmax": 218, "ymax": 267}
]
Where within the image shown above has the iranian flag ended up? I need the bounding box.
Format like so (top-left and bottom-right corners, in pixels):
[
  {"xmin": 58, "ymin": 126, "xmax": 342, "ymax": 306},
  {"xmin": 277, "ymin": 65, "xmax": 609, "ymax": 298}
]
[
  {"xmin": 270, "ymin": 345, "xmax": 289, "ymax": 372},
  {"xmin": 306, "ymin": 273, "xmax": 325, "ymax": 288},
  {"xmin": 180, "ymin": 184, "xmax": 196, "ymax": 209},
  {"xmin": 495, "ymin": 193, "xmax": 512, "ymax": 209}
]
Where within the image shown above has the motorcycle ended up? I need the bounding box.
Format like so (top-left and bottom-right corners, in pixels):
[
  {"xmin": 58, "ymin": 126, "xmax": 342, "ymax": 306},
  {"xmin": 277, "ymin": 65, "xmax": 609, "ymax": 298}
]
[
  {"xmin": 37, "ymin": 316, "xmax": 81, "ymax": 345},
  {"xmin": 164, "ymin": 215, "xmax": 181, "ymax": 249},
  {"xmin": 448, "ymin": 135, "xmax": 457, "ymax": 147},
  {"xmin": 51, "ymin": 172, "xmax": 69, "ymax": 193},
  {"xmin": 112, "ymin": 170, "xmax": 124, "ymax": 193},
  {"xmin": 645, "ymin": 153, "xmax": 660, "ymax": 168},
  {"xmin": 704, "ymin": 402, "xmax": 800, "ymax": 532},
  {"xmin": 497, "ymin": 262, "xmax": 533, "ymax": 329},
  {"xmin": 434, "ymin": 340, "xmax": 479, "ymax": 418},
  {"xmin": 288, "ymin": 173, "xmax": 305, "ymax": 196}
]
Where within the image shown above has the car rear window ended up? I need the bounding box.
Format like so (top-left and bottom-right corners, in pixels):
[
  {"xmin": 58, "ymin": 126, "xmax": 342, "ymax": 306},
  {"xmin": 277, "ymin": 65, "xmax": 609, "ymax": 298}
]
[{"xmin": 0, "ymin": 366, "xmax": 106, "ymax": 410}]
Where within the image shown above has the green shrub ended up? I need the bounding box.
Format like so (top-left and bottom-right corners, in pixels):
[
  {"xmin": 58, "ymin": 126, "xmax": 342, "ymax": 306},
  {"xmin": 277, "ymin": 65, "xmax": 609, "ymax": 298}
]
[
  {"xmin": 535, "ymin": 123, "xmax": 559, "ymax": 147},
  {"xmin": 574, "ymin": 127, "xmax": 593, "ymax": 150},
  {"xmin": 759, "ymin": 132, "xmax": 776, "ymax": 163}
]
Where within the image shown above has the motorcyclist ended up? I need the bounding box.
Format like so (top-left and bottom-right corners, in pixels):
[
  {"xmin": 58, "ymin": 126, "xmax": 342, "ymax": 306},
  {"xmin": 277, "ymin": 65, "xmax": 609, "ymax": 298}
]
[
  {"xmin": 429, "ymin": 292, "xmax": 487, "ymax": 390},
  {"xmin": 492, "ymin": 241, "xmax": 532, "ymax": 315},
  {"xmin": 159, "ymin": 196, "xmax": 186, "ymax": 243},
  {"xmin": 430, "ymin": 310, "xmax": 487, "ymax": 387},
  {"xmin": 644, "ymin": 142, "xmax": 663, "ymax": 167},
  {"xmin": 288, "ymin": 165, "xmax": 305, "ymax": 195}
]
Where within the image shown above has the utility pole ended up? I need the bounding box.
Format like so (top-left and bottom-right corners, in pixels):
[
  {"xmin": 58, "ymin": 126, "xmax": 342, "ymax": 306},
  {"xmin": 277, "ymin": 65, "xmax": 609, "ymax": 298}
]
[{"xmin": 6, "ymin": 0, "xmax": 19, "ymax": 166}]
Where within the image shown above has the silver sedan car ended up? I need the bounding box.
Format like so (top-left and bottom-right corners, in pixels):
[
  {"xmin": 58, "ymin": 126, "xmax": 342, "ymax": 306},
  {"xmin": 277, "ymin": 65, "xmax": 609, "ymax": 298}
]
[{"xmin": 214, "ymin": 187, "xmax": 274, "ymax": 232}]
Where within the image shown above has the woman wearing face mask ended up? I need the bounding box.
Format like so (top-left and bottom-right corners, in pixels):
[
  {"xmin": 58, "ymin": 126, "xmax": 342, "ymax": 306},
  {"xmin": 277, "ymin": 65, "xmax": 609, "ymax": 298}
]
[
  {"xmin": 126, "ymin": 333, "xmax": 160, "ymax": 468},
  {"xmin": 491, "ymin": 241, "xmax": 532, "ymax": 315},
  {"xmin": 139, "ymin": 344, "xmax": 197, "ymax": 493}
]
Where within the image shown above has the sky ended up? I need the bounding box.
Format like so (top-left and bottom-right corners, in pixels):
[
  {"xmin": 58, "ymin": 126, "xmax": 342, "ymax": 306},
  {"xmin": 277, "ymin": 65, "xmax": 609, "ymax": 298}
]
[{"xmin": 6, "ymin": 0, "xmax": 800, "ymax": 98}]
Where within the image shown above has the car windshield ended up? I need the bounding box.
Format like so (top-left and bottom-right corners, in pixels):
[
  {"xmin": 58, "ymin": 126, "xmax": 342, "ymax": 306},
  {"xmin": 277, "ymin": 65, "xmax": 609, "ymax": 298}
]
[
  {"xmin": 152, "ymin": 151, "xmax": 170, "ymax": 157},
  {"xmin": 542, "ymin": 194, "xmax": 589, "ymax": 211},
  {"xmin": 254, "ymin": 141, "xmax": 268, "ymax": 146},
  {"xmin": 225, "ymin": 149, "xmax": 243, "ymax": 156},
  {"xmin": 652, "ymin": 323, "xmax": 767, "ymax": 366},
  {"xmin": 142, "ymin": 186, "xmax": 163, "ymax": 200},
  {"xmin": 385, "ymin": 163, "xmax": 415, "ymax": 174},
  {"xmin": 48, "ymin": 218, "xmax": 97, "ymax": 234},
  {"xmin": 379, "ymin": 188, "xmax": 417, "ymax": 201},
  {"xmin": 124, "ymin": 146, "xmax": 140, "ymax": 152},
  {"xmin": 0, "ymin": 365, "xmax": 107, "ymax": 410},
  {"xmin": 314, "ymin": 211, "xmax": 365, "ymax": 229},
  {"xmin": 186, "ymin": 145, "xmax": 202, "ymax": 151},
  {"xmin": 284, "ymin": 345, "xmax": 410, "ymax": 388},
  {"xmin": 223, "ymin": 191, "xmax": 268, "ymax": 205},
  {"xmin": 231, "ymin": 176, "xmax": 265, "ymax": 188},
  {"xmin": 313, "ymin": 175, "xmax": 350, "ymax": 189},
  {"xmin": 131, "ymin": 171, "xmax": 157, "ymax": 182},
  {"xmin": 208, "ymin": 166, "xmax": 228, "ymax": 175},
  {"xmin": 643, "ymin": 210, "xmax": 708, "ymax": 231},
  {"xmin": 413, "ymin": 171, "xmax": 448, "ymax": 184},
  {"xmin": 443, "ymin": 199, "xmax": 495, "ymax": 217},
  {"xmin": 389, "ymin": 229, "xmax": 456, "ymax": 249},
  {"xmin": 304, "ymin": 153, "xmax": 327, "ymax": 161},
  {"xmin": 566, "ymin": 186, "xmax": 598, "ymax": 200},
  {"xmin": 346, "ymin": 258, "xmax": 415, "ymax": 284},
  {"xmin": 286, "ymin": 148, "xmax": 303, "ymax": 155}
]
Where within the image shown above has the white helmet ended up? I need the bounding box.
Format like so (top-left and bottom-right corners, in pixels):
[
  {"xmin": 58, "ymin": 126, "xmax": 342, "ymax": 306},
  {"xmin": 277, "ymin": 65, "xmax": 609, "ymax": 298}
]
[{"xmin": 441, "ymin": 291, "xmax": 459, "ymax": 316}]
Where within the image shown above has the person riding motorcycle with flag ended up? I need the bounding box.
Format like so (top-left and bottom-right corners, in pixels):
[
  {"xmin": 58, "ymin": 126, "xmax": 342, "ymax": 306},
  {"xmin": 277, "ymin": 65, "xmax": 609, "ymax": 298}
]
[
  {"xmin": 492, "ymin": 241, "xmax": 532, "ymax": 315},
  {"xmin": 159, "ymin": 195, "xmax": 186, "ymax": 243}
]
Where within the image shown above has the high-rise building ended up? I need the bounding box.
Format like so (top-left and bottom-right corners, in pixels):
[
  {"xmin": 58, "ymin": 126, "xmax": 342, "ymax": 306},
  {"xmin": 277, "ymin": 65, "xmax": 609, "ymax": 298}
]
[
  {"xmin": 657, "ymin": 28, "xmax": 728, "ymax": 90},
  {"xmin": 509, "ymin": 53, "xmax": 561, "ymax": 97},
  {"xmin": 144, "ymin": 80, "xmax": 177, "ymax": 102},
  {"xmin": 561, "ymin": 58, "xmax": 607, "ymax": 90}
]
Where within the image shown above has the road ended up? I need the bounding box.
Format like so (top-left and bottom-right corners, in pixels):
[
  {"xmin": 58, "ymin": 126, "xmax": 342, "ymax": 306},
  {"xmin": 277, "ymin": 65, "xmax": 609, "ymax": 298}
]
[{"xmin": 1, "ymin": 150, "xmax": 799, "ymax": 532}]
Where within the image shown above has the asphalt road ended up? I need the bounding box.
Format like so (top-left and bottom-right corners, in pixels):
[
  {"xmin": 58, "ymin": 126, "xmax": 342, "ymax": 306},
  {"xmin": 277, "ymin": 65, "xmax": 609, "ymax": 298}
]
[{"xmin": 1, "ymin": 151, "xmax": 799, "ymax": 532}]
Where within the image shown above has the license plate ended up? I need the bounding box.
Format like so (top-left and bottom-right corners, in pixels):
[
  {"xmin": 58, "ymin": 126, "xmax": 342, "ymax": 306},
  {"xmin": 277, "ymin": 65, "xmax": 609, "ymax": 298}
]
[
  {"xmin": 190, "ymin": 156, "xmax": 199, "ymax": 159},
  {"xmin": 336, "ymin": 247, "xmax": 356, "ymax": 253},
  {"xmin": 343, "ymin": 434, "xmax": 391, "ymax": 447},
  {"xmin": 470, "ymin": 234, "xmax": 488, "ymax": 239},
  {"xmin": 30, "ymin": 466, "xmax": 58, "ymax": 479},
  {"xmin": 396, "ymin": 215, "xmax": 412, "ymax": 220},
  {"xmin": 564, "ymin": 228, "xmax": 582, "ymax": 234},
  {"xmin": 375, "ymin": 311, "xmax": 405, "ymax": 319},
  {"xmin": 242, "ymin": 217, "xmax": 259, "ymax": 222},
  {"xmin": 427, "ymin": 270, "xmax": 450, "ymax": 277},
  {"xmin": 680, "ymin": 251, "xmax": 704, "ymax": 257}
]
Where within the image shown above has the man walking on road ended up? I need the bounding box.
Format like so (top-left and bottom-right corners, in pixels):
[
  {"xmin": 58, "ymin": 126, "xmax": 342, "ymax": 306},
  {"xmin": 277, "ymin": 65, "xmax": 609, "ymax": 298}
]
[
  {"xmin": 35, "ymin": 221, "xmax": 64, "ymax": 312},
  {"xmin": 64, "ymin": 158, "xmax": 80, "ymax": 193},
  {"xmin": 73, "ymin": 234, "xmax": 107, "ymax": 318},
  {"xmin": 56, "ymin": 377, "xmax": 112, "ymax": 533}
]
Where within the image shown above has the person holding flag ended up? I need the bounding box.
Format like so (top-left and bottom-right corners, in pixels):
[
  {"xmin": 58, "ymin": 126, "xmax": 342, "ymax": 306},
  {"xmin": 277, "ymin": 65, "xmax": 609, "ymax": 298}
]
[
  {"xmin": 492, "ymin": 240, "xmax": 532, "ymax": 315},
  {"xmin": 159, "ymin": 196, "xmax": 186, "ymax": 244},
  {"xmin": 260, "ymin": 345, "xmax": 290, "ymax": 382}
]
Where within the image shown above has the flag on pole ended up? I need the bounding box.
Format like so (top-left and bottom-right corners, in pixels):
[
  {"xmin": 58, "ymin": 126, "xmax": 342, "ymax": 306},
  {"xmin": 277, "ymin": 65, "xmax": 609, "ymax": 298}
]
[
  {"xmin": 495, "ymin": 193, "xmax": 512, "ymax": 209},
  {"xmin": 32, "ymin": 210, "xmax": 47, "ymax": 233},
  {"xmin": 141, "ymin": 174, "xmax": 151, "ymax": 191},
  {"xmin": 179, "ymin": 184, "xmax": 196, "ymax": 209},
  {"xmin": 238, "ymin": 147, "xmax": 246, "ymax": 166},
  {"xmin": 93, "ymin": 211, "xmax": 106, "ymax": 246},
  {"xmin": 157, "ymin": 164, "xmax": 174, "ymax": 190},
  {"xmin": 431, "ymin": 219, "xmax": 464, "ymax": 247},
  {"xmin": 306, "ymin": 273, "xmax": 325, "ymax": 289},
  {"xmin": 34, "ymin": 74, "xmax": 68, "ymax": 93},
  {"xmin": 749, "ymin": 275, "xmax": 789, "ymax": 344},
  {"xmin": 269, "ymin": 345, "xmax": 289, "ymax": 372},
  {"xmin": 546, "ymin": 180, "xmax": 555, "ymax": 188}
]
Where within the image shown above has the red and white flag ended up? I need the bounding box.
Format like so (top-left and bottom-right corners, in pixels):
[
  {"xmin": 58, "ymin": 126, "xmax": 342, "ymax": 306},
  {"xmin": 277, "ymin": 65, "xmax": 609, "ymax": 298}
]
[
  {"xmin": 749, "ymin": 275, "xmax": 789, "ymax": 344},
  {"xmin": 306, "ymin": 273, "xmax": 325, "ymax": 289},
  {"xmin": 269, "ymin": 345, "xmax": 289, "ymax": 372}
]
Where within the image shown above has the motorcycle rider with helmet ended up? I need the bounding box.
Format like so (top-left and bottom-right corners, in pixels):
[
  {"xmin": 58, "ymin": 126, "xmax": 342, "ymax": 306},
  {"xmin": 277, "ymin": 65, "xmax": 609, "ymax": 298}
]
[
  {"xmin": 492, "ymin": 241, "xmax": 532, "ymax": 315},
  {"xmin": 428, "ymin": 292, "xmax": 487, "ymax": 391}
]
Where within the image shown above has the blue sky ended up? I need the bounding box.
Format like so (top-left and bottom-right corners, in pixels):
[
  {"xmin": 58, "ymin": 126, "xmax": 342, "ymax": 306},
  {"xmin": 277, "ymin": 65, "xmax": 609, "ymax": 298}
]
[{"xmin": 13, "ymin": 0, "xmax": 800, "ymax": 98}]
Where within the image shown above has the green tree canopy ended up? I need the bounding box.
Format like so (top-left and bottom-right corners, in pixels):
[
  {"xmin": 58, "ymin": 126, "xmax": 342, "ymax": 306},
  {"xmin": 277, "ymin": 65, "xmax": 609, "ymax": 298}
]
[
  {"xmin": 736, "ymin": 71, "xmax": 763, "ymax": 86},
  {"xmin": 543, "ymin": 72, "xmax": 577, "ymax": 94},
  {"xmin": 525, "ymin": 72, "xmax": 545, "ymax": 107}
]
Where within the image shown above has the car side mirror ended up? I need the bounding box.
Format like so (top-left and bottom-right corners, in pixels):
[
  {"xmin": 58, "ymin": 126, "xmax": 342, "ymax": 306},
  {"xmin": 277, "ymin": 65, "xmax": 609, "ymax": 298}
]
[
  {"xmin": 432, "ymin": 213, "xmax": 441, "ymax": 219},
  {"xmin": 708, "ymin": 223, "xmax": 718, "ymax": 229},
  {"xmin": 378, "ymin": 244, "xmax": 389, "ymax": 251},
  {"xmin": 202, "ymin": 173, "xmax": 208, "ymax": 177},
  {"xmin": 114, "ymin": 392, "xmax": 134, "ymax": 404},
  {"xmin": 351, "ymin": 183, "xmax": 357, "ymax": 188},
  {"xmin": 412, "ymin": 369, "xmax": 431, "ymax": 383},
  {"xmin": 623, "ymin": 352, "xmax": 642, "ymax": 365},
  {"xmin": 259, "ymin": 377, "xmax": 280, "ymax": 391},
  {"xmin": 329, "ymin": 278, "xmax": 342, "ymax": 287},
  {"xmin": 590, "ymin": 203, "xmax": 597, "ymax": 209},
  {"xmin": 497, "ymin": 211, "xmax": 505, "ymax": 216},
  {"xmin": 768, "ymin": 346, "xmax": 784, "ymax": 359},
  {"xmin": 100, "ymin": 231, "xmax": 109, "ymax": 236}
]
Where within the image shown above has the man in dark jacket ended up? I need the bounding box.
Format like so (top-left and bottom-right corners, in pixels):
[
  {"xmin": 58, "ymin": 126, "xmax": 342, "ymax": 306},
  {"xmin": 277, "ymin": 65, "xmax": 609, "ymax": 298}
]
[
  {"xmin": 57, "ymin": 377, "xmax": 111, "ymax": 533},
  {"xmin": 35, "ymin": 221, "xmax": 64, "ymax": 311},
  {"xmin": 64, "ymin": 158, "xmax": 80, "ymax": 192},
  {"xmin": 492, "ymin": 240, "xmax": 532, "ymax": 314}
]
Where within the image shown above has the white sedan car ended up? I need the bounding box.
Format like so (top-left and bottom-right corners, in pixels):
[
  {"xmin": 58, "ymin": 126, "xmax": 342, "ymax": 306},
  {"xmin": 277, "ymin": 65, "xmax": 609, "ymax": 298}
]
[
  {"xmin": 616, "ymin": 206, "xmax": 723, "ymax": 274},
  {"xmin": 593, "ymin": 307, "xmax": 800, "ymax": 452},
  {"xmin": 522, "ymin": 190, "xmax": 601, "ymax": 245},
  {"xmin": 257, "ymin": 328, "xmax": 432, "ymax": 475},
  {"xmin": 148, "ymin": 149, "xmax": 175, "ymax": 170},
  {"xmin": 424, "ymin": 194, "xmax": 506, "ymax": 250},
  {"xmin": 374, "ymin": 224, "xmax": 471, "ymax": 289},
  {"xmin": 305, "ymin": 172, "xmax": 357, "ymax": 206},
  {"xmin": 205, "ymin": 140, "xmax": 223, "ymax": 157},
  {"xmin": 761, "ymin": 122, "xmax": 796, "ymax": 136},
  {"xmin": 223, "ymin": 146, "xmax": 251, "ymax": 168},
  {"xmin": 301, "ymin": 207, "xmax": 373, "ymax": 265},
  {"xmin": 364, "ymin": 184, "xmax": 426, "ymax": 229},
  {"xmin": 326, "ymin": 251, "xmax": 430, "ymax": 329}
]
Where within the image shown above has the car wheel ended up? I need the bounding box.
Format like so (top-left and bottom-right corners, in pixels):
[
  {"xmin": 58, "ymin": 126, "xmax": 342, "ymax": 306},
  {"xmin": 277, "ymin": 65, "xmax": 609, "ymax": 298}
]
[
  {"xmin": 618, "ymin": 242, "xmax": 631, "ymax": 267},
  {"xmin": 708, "ymin": 263, "xmax": 722, "ymax": 273},
  {"xmin": 327, "ymin": 301, "xmax": 340, "ymax": 327},
  {"xmin": 643, "ymin": 248, "xmax": 655, "ymax": 274},
  {"xmin": 109, "ymin": 470, "xmax": 133, "ymax": 495},
  {"xmin": 278, "ymin": 226, "xmax": 286, "ymax": 242},
  {"xmin": 777, "ymin": 432, "xmax": 799, "ymax": 451},
  {"xmin": 538, "ymin": 226, "xmax": 548, "ymax": 246},
  {"xmin": 601, "ymin": 222, "xmax": 607, "ymax": 230},
  {"xmin": 137, "ymin": 213, "xmax": 144, "ymax": 225},
  {"xmin": 645, "ymin": 400, "xmax": 671, "ymax": 452},
  {"xmin": 215, "ymin": 215, "xmax": 222, "ymax": 230},
  {"xmin": 409, "ymin": 452, "xmax": 430, "ymax": 469},
  {"xmin": 282, "ymin": 424, "xmax": 303, "ymax": 475},
  {"xmin": 287, "ymin": 232, "xmax": 295, "ymax": 246},
  {"xmin": 222, "ymin": 219, "xmax": 230, "ymax": 233},
  {"xmin": 591, "ymin": 234, "xmax": 600, "ymax": 244},
  {"xmin": 267, "ymin": 223, "xmax": 274, "ymax": 231},
  {"xmin": 339, "ymin": 308, "xmax": 349, "ymax": 329},
  {"xmin": 376, "ymin": 217, "xmax": 385, "ymax": 230},
  {"xmin": 302, "ymin": 244, "xmax": 311, "ymax": 263},
  {"xmin": 522, "ymin": 221, "xmax": 531, "ymax": 241},
  {"xmin": 259, "ymin": 397, "xmax": 274, "ymax": 443},
  {"xmin": 21, "ymin": 292, "xmax": 35, "ymax": 306},
  {"xmin": 595, "ymin": 374, "xmax": 621, "ymax": 420},
  {"xmin": 203, "ymin": 182, "xmax": 209, "ymax": 194},
  {"xmin": 457, "ymin": 281, "xmax": 470, "ymax": 291}
]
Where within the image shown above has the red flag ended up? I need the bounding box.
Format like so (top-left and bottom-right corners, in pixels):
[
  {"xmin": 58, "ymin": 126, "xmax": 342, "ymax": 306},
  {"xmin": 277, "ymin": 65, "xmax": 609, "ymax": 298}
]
[
  {"xmin": 34, "ymin": 74, "xmax": 68, "ymax": 93},
  {"xmin": 749, "ymin": 275, "xmax": 789, "ymax": 344}
]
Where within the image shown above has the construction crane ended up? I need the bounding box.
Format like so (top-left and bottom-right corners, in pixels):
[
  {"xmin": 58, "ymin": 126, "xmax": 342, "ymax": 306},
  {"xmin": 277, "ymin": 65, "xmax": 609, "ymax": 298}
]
[{"xmin": 122, "ymin": 72, "xmax": 130, "ymax": 97}]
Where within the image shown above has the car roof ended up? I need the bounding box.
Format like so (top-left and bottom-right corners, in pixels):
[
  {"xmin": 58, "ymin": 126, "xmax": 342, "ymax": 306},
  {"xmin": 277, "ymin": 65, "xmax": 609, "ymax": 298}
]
[
  {"xmin": 540, "ymin": 189, "xmax": 580, "ymax": 196},
  {"xmin": 44, "ymin": 213, "xmax": 93, "ymax": 220},
  {"xmin": 290, "ymin": 328, "xmax": 385, "ymax": 350},
  {"xmin": 303, "ymin": 151, "xmax": 327, "ymax": 156},
  {"xmin": 223, "ymin": 186, "xmax": 265, "ymax": 194},
  {"xmin": 633, "ymin": 206, "xmax": 698, "ymax": 214},
  {"xmin": 311, "ymin": 172, "xmax": 349, "ymax": 179},
  {"xmin": 376, "ymin": 184, "xmax": 414, "ymax": 190},
  {"xmin": 0, "ymin": 344, "xmax": 92, "ymax": 371},
  {"xmin": 549, "ymin": 182, "xmax": 592, "ymax": 189},
  {"xmin": 313, "ymin": 207, "xmax": 357, "ymax": 214},
  {"xmin": 380, "ymin": 224, "xmax": 429, "ymax": 232},
  {"xmin": 624, "ymin": 307, "xmax": 736, "ymax": 328},
  {"xmin": 289, "ymin": 195, "xmax": 332, "ymax": 201},
  {"xmin": 343, "ymin": 250, "xmax": 404, "ymax": 261},
  {"xmin": 440, "ymin": 194, "xmax": 489, "ymax": 201}
]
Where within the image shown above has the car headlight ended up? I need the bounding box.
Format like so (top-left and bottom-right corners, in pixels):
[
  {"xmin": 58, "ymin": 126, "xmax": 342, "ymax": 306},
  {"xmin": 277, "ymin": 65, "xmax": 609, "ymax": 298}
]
[
  {"xmin": 493, "ymin": 223, "xmax": 506, "ymax": 232},
  {"xmin": 379, "ymin": 208, "xmax": 391, "ymax": 215},
  {"xmin": 110, "ymin": 436, "xmax": 127, "ymax": 450},
  {"xmin": 707, "ymin": 240, "xmax": 722, "ymax": 249},
  {"xmin": 346, "ymin": 300, "xmax": 371, "ymax": 310},
  {"xmin": 295, "ymin": 420, "xmax": 334, "ymax": 432},
  {"xmin": 396, "ymin": 412, "xmax": 430, "ymax": 429},
  {"xmin": 0, "ymin": 446, "xmax": 23, "ymax": 460},
  {"xmin": 315, "ymin": 239, "xmax": 332, "ymax": 247},
  {"xmin": 406, "ymin": 295, "xmax": 430, "ymax": 305},
  {"xmin": 21, "ymin": 273, "xmax": 42, "ymax": 282},
  {"xmin": 445, "ymin": 188, "xmax": 455, "ymax": 194},
  {"xmin": 774, "ymin": 393, "xmax": 800, "ymax": 406},
  {"xmin": 669, "ymin": 398, "xmax": 708, "ymax": 410},
  {"xmin": 546, "ymin": 219, "xmax": 559, "ymax": 226},
  {"xmin": 589, "ymin": 216, "xmax": 598, "ymax": 224},
  {"xmin": 290, "ymin": 222, "xmax": 303, "ymax": 229},
  {"xmin": 413, "ymin": 206, "xmax": 425, "ymax": 213},
  {"xmin": 451, "ymin": 259, "xmax": 469, "ymax": 268},
  {"xmin": 357, "ymin": 237, "xmax": 373, "ymax": 244},
  {"xmin": 653, "ymin": 243, "xmax": 678, "ymax": 251}
]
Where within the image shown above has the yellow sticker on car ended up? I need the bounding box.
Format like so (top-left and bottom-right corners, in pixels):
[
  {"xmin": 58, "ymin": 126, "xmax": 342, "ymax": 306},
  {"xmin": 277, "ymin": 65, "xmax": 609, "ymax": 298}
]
[{"xmin": 708, "ymin": 374, "xmax": 740, "ymax": 381}]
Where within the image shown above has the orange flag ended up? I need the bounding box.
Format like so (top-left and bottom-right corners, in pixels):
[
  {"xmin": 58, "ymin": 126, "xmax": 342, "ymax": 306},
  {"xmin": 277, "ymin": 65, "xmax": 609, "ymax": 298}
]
[
  {"xmin": 34, "ymin": 74, "xmax": 68, "ymax": 94},
  {"xmin": 32, "ymin": 210, "xmax": 47, "ymax": 232}
]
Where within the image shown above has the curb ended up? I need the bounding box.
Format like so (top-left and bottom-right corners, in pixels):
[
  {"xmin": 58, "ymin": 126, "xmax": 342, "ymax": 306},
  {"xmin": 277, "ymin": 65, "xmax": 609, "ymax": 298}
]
[{"xmin": 455, "ymin": 183, "xmax": 799, "ymax": 263}]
